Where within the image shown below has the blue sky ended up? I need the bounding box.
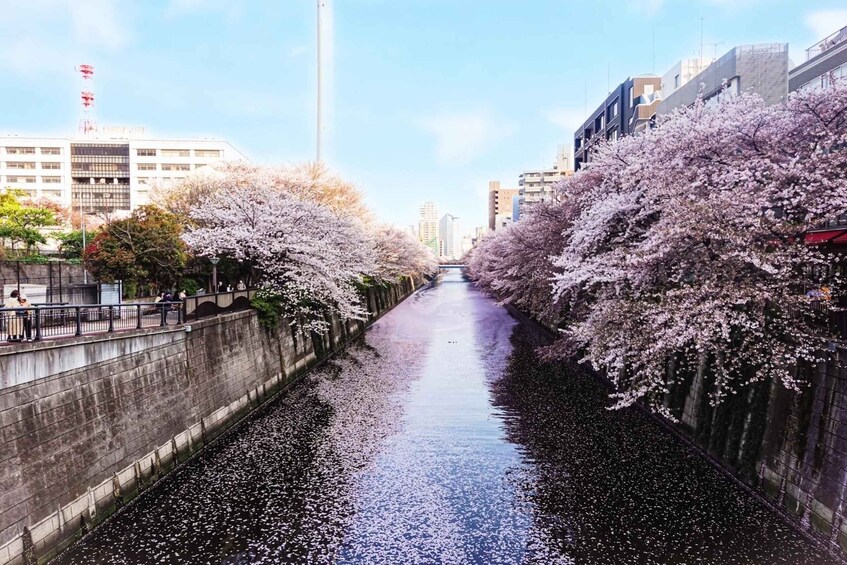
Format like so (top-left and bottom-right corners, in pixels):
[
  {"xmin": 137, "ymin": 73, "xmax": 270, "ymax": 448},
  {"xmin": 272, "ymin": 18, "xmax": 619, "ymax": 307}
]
[{"xmin": 1, "ymin": 0, "xmax": 846, "ymax": 234}]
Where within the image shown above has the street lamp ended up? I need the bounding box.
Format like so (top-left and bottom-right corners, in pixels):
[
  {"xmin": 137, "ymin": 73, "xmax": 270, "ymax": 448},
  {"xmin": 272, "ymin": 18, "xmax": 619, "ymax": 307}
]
[{"xmin": 209, "ymin": 257, "xmax": 220, "ymax": 293}]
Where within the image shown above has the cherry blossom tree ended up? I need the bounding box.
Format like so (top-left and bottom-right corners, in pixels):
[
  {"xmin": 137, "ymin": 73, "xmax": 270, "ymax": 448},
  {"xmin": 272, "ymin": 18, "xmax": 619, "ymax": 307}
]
[
  {"xmin": 370, "ymin": 225, "xmax": 439, "ymax": 283},
  {"xmin": 184, "ymin": 182, "xmax": 375, "ymax": 333},
  {"xmin": 470, "ymin": 83, "xmax": 847, "ymax": 415}
]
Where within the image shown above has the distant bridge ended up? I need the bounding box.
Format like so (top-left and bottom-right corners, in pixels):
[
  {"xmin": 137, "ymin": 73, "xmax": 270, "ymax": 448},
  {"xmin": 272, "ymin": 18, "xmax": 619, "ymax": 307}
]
[{"xmin": 438, "ymin": 264, "xmax": 466, "ymax": 269}]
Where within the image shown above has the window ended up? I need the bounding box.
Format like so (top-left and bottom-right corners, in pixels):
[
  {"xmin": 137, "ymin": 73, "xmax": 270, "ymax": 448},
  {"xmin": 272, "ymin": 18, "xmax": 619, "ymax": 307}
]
[
  {"xmin": 643, "ymin": 84, "xmax": 655, "ymax": 96},
  {"xmin": 41, "ymin": 147, "xmax": 61, "ymax": 155},
  {"xmin": 136, "ymin": 148, "xmax": 156, "ymax": 156},
  {"xmin": 42, "ymin": 162, "xmax": 61, "ymax": 170},
  {"xmin": 42, "ymin": 176, "xmax": 62, "ymax": 183},
  {"xmin": 629, "ymin": 85, "xmax": 634, "ymax": 107},
  {"xmin": 6, "ymin": 147, "xmax": 36, "ymax": 155},
  {"xmin": 161, "ymin": 149, "xmax": 190, "ymax": 157},
  {"xmin": 194, "ymin": 149, "xmax": 221, "ymax": 158},
  {"xmin": 161, "ymin": 163, "xmax": 190, "ymax": 171},
  {"xmin": 674, "ymin": 74, "xmax": 680, "ymax": 89},
  {"xmin": 137, "ymin": 177, "xmax": 149, "ymax": 185},
  {"xmin": 6, "ymin": 161, "xmax": 35, "ymax": 169},
  {"xmin": 5, "ymin": 176, "xmax": 18, "ymax": 182},
  {"xmin": 137, "ymin": 163, "xmax": 157, "ymax": 171},
  {"xmin": 195, "ymin": 163, "xmax": 207, "ymax": 169},
  {"xmin": 21, "ymin": 176, "xmax": 36, "ymax": 183},
  {"xmin": 611, "ymin": 100, "xmax": 618, "ymax": 118}
]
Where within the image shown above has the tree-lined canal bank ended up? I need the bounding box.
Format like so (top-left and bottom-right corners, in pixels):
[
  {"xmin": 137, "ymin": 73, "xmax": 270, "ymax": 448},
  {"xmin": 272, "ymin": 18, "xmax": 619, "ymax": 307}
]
[{"xmin": 55, "ymin": 271, "xmax": 836, "ymax": 564}]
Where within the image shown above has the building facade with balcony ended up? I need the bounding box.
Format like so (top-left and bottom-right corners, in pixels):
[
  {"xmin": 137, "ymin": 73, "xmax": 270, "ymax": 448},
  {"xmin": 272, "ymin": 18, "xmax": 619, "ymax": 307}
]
[
  {"xmin": 0, "ymin": 134, "xmax": 247, "ymax": 214},
  {"xmin": 574, "ymin": 75, "xmax": 662, "ymax": 170},
  {"xmin": 657, "ymin": 44, "xmax": 789, "ymax": 116},
  {"xmin": 514, "ymin": 146, "xmax": 573, "ymax": 221},
  {"xmin": 789, "ymin": 24, "xmax": 847, "ymax": 92}
]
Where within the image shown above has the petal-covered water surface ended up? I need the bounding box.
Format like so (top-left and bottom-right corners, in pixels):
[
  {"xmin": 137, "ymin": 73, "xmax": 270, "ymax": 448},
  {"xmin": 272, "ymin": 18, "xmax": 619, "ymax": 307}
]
[{"xmin": 55, "ymin": 270, "xmax": 836, "ymax": 564}]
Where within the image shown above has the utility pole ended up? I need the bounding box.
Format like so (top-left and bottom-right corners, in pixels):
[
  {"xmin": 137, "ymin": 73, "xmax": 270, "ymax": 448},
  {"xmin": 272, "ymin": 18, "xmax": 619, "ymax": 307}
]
[
  {"xmin": 80, "ymin": 193, "xmax": 87, "ymax": 284},
  {"xmin": 316, "ymin": 0, "xmax": 323, "ymax": 163}
]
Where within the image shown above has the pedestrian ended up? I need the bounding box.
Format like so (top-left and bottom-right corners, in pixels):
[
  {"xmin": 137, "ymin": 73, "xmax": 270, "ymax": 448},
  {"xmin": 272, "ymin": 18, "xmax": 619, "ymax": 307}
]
[
  {"xmin": 236, "ymin": 280, "xmax": 246, "ymax": 291},
  {"xmin": 178, "ymin": 289, "xmax": 187, "ymax": 301},
  {"xmin": 17, "ymin": 293, "xmax": 33, "ymax": 342},
  {"xmin": 154, "ymin": 292, "xmax": 163, "ymax": 303},
  {"xmin": 226, "ymin": 284, "xmax": 232, "ymax": 292},
  {"xmin": 163, "ymin": 291, "xmax": 173, "ymax": 302},
  {"xmin": 4, "ymin": 290, "xmax": 23, "ymax": 342}
]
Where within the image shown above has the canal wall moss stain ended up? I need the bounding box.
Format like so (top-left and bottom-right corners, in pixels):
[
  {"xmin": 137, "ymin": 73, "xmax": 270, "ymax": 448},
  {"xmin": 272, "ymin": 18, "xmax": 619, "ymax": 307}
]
[{"xmin": 0, "ymin": 278, "xmax": 417, "ymax": 565}]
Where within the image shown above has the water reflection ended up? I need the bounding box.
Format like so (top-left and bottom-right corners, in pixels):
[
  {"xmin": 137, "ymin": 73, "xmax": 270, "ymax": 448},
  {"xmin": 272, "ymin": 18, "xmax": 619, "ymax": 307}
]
[{"xmin": 55, "ymin": 271, "xmax": 835, "ymax": 564}]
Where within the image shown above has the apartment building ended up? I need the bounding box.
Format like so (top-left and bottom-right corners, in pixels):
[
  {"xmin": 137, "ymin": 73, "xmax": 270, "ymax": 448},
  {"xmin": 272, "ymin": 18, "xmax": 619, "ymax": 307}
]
[
  {"xmin": 657, "ymin": 44, "xmax": 789, "ymax": 116},
  {"xmin": 662, "ymin": 58, "xmax": 711, "ymax": 99},
  {"xmin": 574, "ymin": 75, "xmax": 662, "ymax": 170},
  {"xmin": 790, "ymin": 24, "xmax": 847, "ymax": 92},
  {"xmin": 418, "ymin": 201, "xmax": 439, "ymax": 257},
  {"xmin": 514, "ymin": 145, "xmax": 573, "ymax": 221},
  {"xmin": 0, "ymin": 133, "xmax": 247, "ymax": 214},
  {"xmin": 488, "ymin": 181, "xmax": 519, "ymax": 232},
  {"xmin": 438, "ymin": 213, "xmax": 461, "ymax": 260}
]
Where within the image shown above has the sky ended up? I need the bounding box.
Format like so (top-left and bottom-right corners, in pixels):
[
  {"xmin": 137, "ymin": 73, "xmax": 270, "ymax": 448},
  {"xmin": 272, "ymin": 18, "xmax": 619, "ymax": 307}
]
[{"xmin": 1, "ymin": 0, "xmax": 846, "ymax": 234}]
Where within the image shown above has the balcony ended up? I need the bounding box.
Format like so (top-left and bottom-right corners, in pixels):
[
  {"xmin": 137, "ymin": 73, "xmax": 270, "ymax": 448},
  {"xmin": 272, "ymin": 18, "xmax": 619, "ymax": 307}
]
[{"xmin": 807, "ymin": 24, "xmax": 847, "ymax": 61}]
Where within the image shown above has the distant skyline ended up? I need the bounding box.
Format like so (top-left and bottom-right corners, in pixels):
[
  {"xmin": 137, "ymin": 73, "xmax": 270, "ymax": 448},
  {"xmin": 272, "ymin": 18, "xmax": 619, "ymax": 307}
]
[{"xmin": 0, "ymin": 0, "xmax": 845, "ymax": 229}]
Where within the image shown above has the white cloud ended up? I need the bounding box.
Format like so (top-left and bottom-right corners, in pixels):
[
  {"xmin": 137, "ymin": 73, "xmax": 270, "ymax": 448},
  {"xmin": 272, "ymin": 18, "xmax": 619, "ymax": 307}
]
[
  {"xmin": 544, "ymin": 107, "xmax": 586, "ymax": 136},
  {"xmin": 417, "ymin": 110, "xmax": 514, "ymax": 165},
  {"xmin": 68, "ymin": 0, "xmax": 129, "ymax": 49},
  {"xmin": 805, "ymin": 9, "xmax": 847, "ymax": 42}
]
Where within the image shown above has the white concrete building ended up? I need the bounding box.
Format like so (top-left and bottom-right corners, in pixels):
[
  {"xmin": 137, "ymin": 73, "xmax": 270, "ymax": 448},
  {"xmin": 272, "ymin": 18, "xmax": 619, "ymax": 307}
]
[
  {"xmin": 438, "ymin": 213, "xmax": 460, "ymax": 260},
  {"xmin": 661, "ymin": 58, "xmax": 712, "ymax": 99},
  {"xmin": 0, "ymin": 131, "xmax": 247, "ymax": 214}
]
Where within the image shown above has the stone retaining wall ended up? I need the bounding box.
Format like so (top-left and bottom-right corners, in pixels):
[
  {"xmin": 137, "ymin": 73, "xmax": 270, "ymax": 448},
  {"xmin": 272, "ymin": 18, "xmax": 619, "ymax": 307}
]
[{"xmin": 0, "ymin": 278, "xmax": 417, "ymax": 564}]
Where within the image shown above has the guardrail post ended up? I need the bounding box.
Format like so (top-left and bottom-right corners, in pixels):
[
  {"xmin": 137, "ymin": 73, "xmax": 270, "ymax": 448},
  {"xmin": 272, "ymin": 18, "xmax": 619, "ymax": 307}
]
[
  {"xmin": 75, "ymin": 306, "xmax": 82, "ymax": 336},
  {"xmin": 178, "ymin": 303, "xmax": 184, "ymax": 324},
  {"xmin": 160, "ymin": 304, "xmax": 167, "ymax": 327},
  {"xmin": 34, "ymin": 307, "xmax": 41, "ymax": 341},
  {"xmin": 136, "ymin": 304, "xmax": 142, "ymax": 329},
  {"xmin": 108, "ymin": 306, "xmax": 114, "ymax": 332}
]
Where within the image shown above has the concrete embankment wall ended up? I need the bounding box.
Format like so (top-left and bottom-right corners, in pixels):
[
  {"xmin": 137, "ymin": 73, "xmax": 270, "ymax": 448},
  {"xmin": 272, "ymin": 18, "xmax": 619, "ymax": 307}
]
[{"xmin": 0, "ymin": 278, "xmax": 417, "ymax": 565}]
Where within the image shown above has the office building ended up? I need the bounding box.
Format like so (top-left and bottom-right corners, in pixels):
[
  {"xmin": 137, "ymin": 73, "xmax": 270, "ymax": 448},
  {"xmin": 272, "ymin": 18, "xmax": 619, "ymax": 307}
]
[
  {"xmin": 574, "ymin": 76, "xmax": 662, "ymax": 170},
  {"xmin": 488, "ymin": 180, "xmax": 519, "ymax": 231},
  {"xmin": 515, "ymin": 145, "xmax": 574, "ymax": 221},
  {"xmin": 0, "ymin": 131, "xmax": 247, "ymax": 214},
  {"xmin": 418, "ymin": 201, "xmax": 439, "ymax": 256},
  {"xmin": 438, "ymin": 213, "xmax": 461, "ymax": 260},
  {"xmin": 657, "ymin": 44, "xmax": 789, "ymax": 116},
  {"xmin": 790, "ymin": 24, "xmax": 847, "ymax": 92}
]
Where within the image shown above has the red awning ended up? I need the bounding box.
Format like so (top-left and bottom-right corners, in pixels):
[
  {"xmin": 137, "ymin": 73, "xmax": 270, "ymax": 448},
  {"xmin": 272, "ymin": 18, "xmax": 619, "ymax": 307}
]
[{"xmin": 805, "ymin": 229, "xmax": 847, "ymax": 245}]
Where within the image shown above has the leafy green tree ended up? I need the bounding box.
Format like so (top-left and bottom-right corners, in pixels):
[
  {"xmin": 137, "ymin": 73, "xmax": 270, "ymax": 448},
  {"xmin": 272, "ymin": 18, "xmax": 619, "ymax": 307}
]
[
  {"xmin": 55, "ymin": 230, "xmax": 87, "ymax": 260},
  {"xmin": 0, "ymin": 189, "xmax": 57, "ymax": 254},
  {"xmin": 84, "ymin": 205, "xmax": 187, "ymax": 294}
]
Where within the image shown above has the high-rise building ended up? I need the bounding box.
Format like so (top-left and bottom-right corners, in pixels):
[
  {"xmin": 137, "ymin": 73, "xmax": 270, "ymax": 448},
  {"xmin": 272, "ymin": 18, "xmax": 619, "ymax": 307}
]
[
  {"xmin": 657, "ymin": 44, "xmax": 789, "ymax": 116},
  {"xmin": 488, "ymin": 180, "xmax": 519, "ymax": 231},
  {"xmin": 438, "ymin": 213, "xmax": 461, "ymax": 260},
  {"xmin": 0, "ymin": 132, "xmax": 246, "ymax": 214},
  {"xmin": 418, "ymin": 201, "xmax": 439, "ymax": 256},
  {"xmin": 574, "ymin": 75, "xmax": 662, "ymax": 170},
  {"xmin": 515, "ymin": 145, "xmax": 574, "ymax": 221},
  {"xmin": 790, "ymin": 25, "xmax": 847, "ymax": 92}
]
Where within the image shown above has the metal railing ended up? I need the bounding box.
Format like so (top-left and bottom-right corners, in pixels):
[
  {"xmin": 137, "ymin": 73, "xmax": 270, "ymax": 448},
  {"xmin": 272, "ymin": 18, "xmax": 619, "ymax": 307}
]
[
  {"xmin": 1, "ymin": 302, "xmax": 183, "ymax": 343},
  {"xmin": 183, "ymin": 289, "xmax": 256, "ymax": 320},
  {"xmin": 807, "ymin": 24, "xmax": 847, "ymax": 61}
]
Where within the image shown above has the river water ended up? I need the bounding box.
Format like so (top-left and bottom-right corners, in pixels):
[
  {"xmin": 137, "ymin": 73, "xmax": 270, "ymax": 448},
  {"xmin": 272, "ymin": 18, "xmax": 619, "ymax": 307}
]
[{"xmin": 56, "ymin": 270, "xmax": 837, "ymax": 564}]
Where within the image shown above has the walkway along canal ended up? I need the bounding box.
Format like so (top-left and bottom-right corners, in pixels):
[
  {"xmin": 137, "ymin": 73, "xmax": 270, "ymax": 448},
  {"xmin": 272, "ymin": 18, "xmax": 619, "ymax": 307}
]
[{"xmin": 55, "ymin": 270, "xmax": 838, "ymax": 564}]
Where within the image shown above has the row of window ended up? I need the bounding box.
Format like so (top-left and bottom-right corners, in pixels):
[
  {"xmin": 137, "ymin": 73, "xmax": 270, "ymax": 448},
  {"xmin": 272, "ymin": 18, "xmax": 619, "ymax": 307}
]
[
  {"xmin": 138, "ymin": 163, "xmax": 208, "ymax": 171},
  {"xmin": 3, "ymin": 147, "xmax": 62, "ymax": 155},
  {"xmin": 137, "ymin": 176, "xmax": 188, "ymax": 185},
  {"xmin": 4, "ymin": 176, "xmax": 62, "ymax": 183},
  {"xmin": 3, "ymin": 161, "xmax": 62, "ymax": 169},
  {"xmin": 136, "ymin": 148, "xmax": 221, "ymax": 158}
]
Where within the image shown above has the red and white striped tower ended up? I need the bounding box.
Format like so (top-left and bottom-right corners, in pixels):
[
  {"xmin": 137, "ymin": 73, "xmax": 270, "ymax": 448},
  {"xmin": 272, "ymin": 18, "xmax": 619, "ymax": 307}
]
[{"xmin": 77, "ymin": 63, "xmax": 97, "ymax": 136}]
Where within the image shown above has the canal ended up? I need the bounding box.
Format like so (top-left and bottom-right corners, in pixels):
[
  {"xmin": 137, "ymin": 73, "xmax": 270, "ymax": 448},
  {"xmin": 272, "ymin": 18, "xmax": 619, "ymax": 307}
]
[{"xmin": 56, "ymin": 270, "xmax": 837, "ymax": 564}]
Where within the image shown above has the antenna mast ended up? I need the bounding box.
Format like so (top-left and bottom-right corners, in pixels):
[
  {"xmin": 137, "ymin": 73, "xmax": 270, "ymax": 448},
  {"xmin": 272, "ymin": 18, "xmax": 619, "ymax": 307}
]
[{"xmin": 77, "ymin": 64, "xmax": 97, "ymax": 136}]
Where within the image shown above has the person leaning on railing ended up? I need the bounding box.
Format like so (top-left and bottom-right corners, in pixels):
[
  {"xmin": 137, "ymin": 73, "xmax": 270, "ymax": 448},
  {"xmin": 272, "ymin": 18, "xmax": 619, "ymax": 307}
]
[
  {"xmin": 4, "ymin": 290, "xmax": 23, "ymax": 342},
  {"xmin": 17, "ymin": 293, "xmax": 33, "ymax": 342}
]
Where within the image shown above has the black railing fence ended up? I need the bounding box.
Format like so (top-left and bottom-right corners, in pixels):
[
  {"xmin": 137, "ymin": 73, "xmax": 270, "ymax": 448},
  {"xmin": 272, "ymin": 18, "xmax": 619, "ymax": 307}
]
[{"xmin": 1, "ymin": 303, "xmax": 183, "ymax": 342}]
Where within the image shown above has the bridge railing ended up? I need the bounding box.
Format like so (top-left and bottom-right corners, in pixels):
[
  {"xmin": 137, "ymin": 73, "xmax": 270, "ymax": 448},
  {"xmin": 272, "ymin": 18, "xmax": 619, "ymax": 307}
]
[{"xmin": 1, "ymin": 302, "xmax": 183, "ymax": 343}]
